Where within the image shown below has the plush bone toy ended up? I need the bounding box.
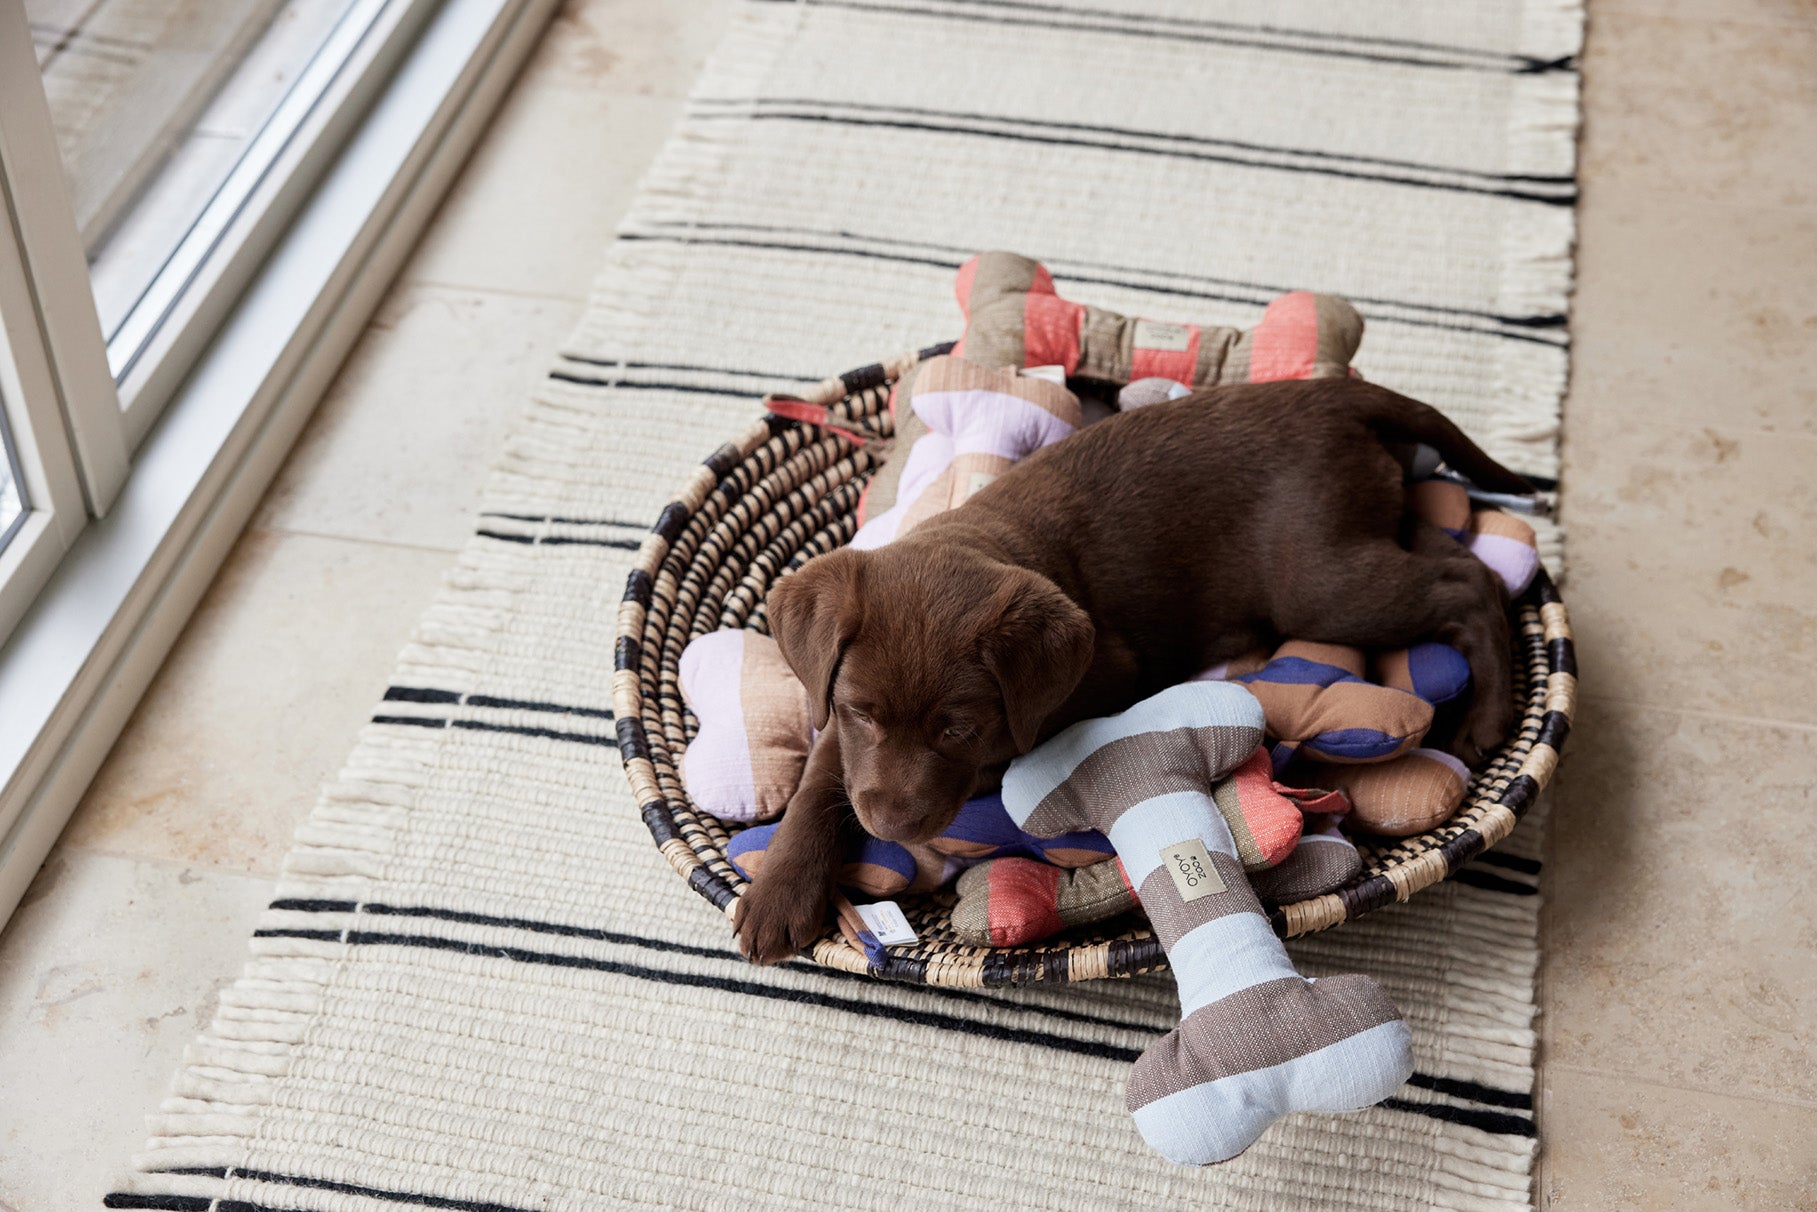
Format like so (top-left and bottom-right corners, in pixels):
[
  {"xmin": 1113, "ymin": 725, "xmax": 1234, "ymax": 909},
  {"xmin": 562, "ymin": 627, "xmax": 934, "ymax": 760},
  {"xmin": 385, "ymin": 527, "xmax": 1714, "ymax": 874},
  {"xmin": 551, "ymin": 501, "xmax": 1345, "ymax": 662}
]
[
  {"xmin": 1207, "ymin": 478, "xmax": 1541, "ymax": 837},
  {"xmin": 726, "ymin": 794, "xmax": 1112, "ymax": 963},
  {"xmin": 1000, "ymin": 680, "xmax": 1413, "ymax": 1165},
  {"xmin": 725, "ymin": 749, "xmax": 1342, "ymax": 954},
  {"xmin": 952, "ymin": 766, "xmax": 1366, "ymax": 959},
  {"xmin": 951, "ymin": 857, "xmax": 1138, "ymax": 948},
  {"xmin": 853, "ymin": 354, "xmax": 1081, "ymax": 541},
  {"xmin": 953, "ymin": 250, "xmax": 1363, "ymax": 387},
  {"xmin": 679, "ymin": 630, "xmax": 815, "ymax": 822}
]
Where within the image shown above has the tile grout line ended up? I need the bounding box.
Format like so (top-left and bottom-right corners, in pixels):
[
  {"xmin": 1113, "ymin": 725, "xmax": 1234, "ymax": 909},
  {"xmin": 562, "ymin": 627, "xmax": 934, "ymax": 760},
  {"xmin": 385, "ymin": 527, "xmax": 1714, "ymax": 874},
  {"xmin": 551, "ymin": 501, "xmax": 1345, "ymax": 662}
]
[
  {"xmin": 1540, "ymin": 1060, "xmax": 1817, "ymax": 1113},
  {"xmin": 18, "ymin": 844, "xmax": 282, "ymax": 893},
  {"xmin": 394, "ymin": 276, "xmax": 589, "ymax": 306},
  {"xmin": 1559, "ymin": 412, "xmax": 1817, "ymax": 449},
  {"xmin": 1569, "ymin": 690, "xmax": 1817, "ymax": 735},
  {"xmin": 246, "ymin": 523, "xmax": 468, "ymax": 557}
]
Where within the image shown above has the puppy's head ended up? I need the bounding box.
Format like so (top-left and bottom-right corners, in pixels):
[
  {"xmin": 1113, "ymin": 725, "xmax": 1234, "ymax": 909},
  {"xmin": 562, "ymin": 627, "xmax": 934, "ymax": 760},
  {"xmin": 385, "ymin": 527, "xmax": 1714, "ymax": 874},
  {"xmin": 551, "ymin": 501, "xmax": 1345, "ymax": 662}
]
[{"xmin": 767, "ymin": 545, "xmax": 1093, "ymax": 843}]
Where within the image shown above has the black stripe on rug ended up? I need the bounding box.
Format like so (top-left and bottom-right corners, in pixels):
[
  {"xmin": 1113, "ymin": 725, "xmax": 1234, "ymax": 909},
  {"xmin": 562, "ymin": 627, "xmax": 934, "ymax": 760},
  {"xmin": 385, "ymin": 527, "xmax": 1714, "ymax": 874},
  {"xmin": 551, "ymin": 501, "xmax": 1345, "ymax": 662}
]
[
  {"xmin": 629, "ymin": 217, "xmax": 1570, "ymax": 333},
  {"xmin": 478, "ymin": 511, "xmax": 648, "ymax": 528},
  {"xmin": 1405, "ymin": 1071, "xmax": 1534, "ymax": 1111},
  {"xmin": 1474, "ymin": 850, "xmax": 1543, "ymax": 875},
  {"xmin": 693, "ymin": 97, "xmax": 1577, "ymax": 189},
  {"xmin": 105, "ymin": 1069, "xmax": 1525, "ymax": 1203},
  {"xmin": 110, "ymin": 1074, "xmax": 1535, "ymax": 1212},
  {"xmin": 381, "ymin": 686, "xmax": 614, "ymax": 719},
  {"xmin": 687, "ymin": 109, "xmax": 1576, "ymax": 206},
  {"xmin": 554, "ymin": 355, "xmax": 819, "ymax": 383},
  {"xmin": 253, "ymin": 927, "xmax": 1153, "ymax": 1063},
  {"xmin": 474, "ymin": 526, "xmax": 642, "ymax": 550},
  {"xmin": 369, "ymin": 716, "xmax": 616, "ymax": 747},
  {"xmin": 108, "ymin": 1165, "xmax": 541, "ymax": 1212},
  {"xmin": 614, "ymin": 233, "xmax": 1571, "ymax": 350},
  {"xmin": 262, "ymin": 890, "xmax": 1549, "ymax": 1039},
  {"xmin": 747, "ymin": 0, "xmax": 1575, "ymax": 76},
  {"xmin": 1379, "ymin": 1097, "xmax": 1537, "ymax": 1138},
  {"xmin": 816, "ymin": 0, "xmax": 1568, "ymax": 67},
  {"xmin": 1452, "ymin": 867, "xmax": 1539, "ymax": 896},
  {"xmin": 545, "ymin": 371, "xmax": 757, "ymax": 397},
  {"xmin": 261, "ymin": 899, "xmax": 1168, "ymax": 1036},
  {"xmin": 249, "ymin": 926, "xmax": 1537, "ymax": 1136},
  {"xmin": 250, "ymin": 906, "xmax": 1538, "ymax": 1135}
]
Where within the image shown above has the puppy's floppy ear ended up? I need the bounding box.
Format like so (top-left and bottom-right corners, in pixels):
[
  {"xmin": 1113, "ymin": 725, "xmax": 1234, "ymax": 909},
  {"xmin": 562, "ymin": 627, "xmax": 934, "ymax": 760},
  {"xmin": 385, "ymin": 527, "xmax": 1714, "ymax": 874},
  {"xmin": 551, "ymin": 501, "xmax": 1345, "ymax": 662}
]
[
  {"xmin": 978, "ymin": 566, "xmax": 1095, "ymax": 753},
  {"xmin": 766, "ymin": 549, "xmax": 865, "ymax": 731}
]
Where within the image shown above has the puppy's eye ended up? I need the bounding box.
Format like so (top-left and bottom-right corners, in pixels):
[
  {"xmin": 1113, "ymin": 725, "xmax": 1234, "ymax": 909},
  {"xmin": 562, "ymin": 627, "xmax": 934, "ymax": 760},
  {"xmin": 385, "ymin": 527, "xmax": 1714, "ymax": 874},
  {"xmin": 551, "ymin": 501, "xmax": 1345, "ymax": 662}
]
[
  {"xmin": 846, "ymin": 707, "xmax": 874, "ymax": 726},
  {"xmin": 942, "ymin": 723, "xmax": 973, "ymax": 741}
]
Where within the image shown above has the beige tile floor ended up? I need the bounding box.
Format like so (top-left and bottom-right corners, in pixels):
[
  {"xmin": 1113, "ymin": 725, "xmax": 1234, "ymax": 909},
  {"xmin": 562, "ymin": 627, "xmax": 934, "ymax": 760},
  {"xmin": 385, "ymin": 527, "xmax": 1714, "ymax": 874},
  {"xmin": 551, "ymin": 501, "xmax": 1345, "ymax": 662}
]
[{"xmin": 2, "ymin": 2, "xmax": 1813, "ymax": 1208}]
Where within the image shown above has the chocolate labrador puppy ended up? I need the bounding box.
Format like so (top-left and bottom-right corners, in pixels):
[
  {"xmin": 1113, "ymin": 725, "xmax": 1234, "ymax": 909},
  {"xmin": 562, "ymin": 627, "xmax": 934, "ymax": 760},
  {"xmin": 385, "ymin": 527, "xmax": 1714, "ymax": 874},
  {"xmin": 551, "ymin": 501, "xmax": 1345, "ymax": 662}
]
[{"xmin": 735, "ymin": 377, "xmax": 1530, "ymax": 963}]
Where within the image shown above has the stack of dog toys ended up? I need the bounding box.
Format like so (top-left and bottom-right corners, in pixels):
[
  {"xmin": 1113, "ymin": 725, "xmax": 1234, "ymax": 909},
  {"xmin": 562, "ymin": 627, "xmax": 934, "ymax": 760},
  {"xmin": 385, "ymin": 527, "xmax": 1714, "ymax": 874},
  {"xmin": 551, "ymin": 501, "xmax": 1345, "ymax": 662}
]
[
  {"xmin": 685, "ymin": 250, "xmax": 1539, "ymax": 939},
  {"xmin": 677, "ymin": 251, "xmax": 1538, "ymax": 1162}
]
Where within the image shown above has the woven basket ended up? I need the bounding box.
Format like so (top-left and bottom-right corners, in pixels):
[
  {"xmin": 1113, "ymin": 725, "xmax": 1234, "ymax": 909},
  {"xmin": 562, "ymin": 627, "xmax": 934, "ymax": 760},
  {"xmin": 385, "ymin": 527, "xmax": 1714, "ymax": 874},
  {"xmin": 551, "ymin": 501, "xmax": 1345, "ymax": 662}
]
[{"xmin": 613, "ymin": 344, "xmax": 1576, "ymax": 987}]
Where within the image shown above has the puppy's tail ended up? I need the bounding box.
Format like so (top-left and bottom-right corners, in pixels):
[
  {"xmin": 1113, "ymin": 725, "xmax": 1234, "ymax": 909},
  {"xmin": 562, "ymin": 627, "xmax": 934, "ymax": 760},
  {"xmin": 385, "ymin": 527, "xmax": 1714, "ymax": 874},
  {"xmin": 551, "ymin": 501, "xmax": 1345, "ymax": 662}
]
[{"xmin": 1354, "ymin": 382, "xmax": 1534, "ymax": 495}]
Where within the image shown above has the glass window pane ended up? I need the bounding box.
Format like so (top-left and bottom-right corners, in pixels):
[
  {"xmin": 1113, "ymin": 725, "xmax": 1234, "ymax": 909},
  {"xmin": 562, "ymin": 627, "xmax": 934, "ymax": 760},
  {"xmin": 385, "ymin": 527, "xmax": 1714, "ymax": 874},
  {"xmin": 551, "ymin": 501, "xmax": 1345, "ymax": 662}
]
[
  {"xmin": 26, "ymin": 0, "xmax": 360, "ymax": 347},
  {"xmin": 0, "ymin": 401, "xmax": 26, "ymax": 557}
]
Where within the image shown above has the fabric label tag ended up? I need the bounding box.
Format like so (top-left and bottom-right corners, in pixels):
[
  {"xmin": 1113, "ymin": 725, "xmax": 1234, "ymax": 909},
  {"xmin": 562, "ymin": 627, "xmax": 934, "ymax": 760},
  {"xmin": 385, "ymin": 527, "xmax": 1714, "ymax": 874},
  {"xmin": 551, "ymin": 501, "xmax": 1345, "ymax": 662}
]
[
  {"xmin": 854, "ymin": 900, "xmax": 918, "ymax": 946},
  {"xmin": 1160, "ymin": 838, "xmax": 1225, "ymax": 901},
  {"xmin": 1019, "ymin": 364, "xmax": 1067, "ymax": 384},
  {"xmin": 1133, "ymin": 319, "xmax": 1193, "ymax": 352}
]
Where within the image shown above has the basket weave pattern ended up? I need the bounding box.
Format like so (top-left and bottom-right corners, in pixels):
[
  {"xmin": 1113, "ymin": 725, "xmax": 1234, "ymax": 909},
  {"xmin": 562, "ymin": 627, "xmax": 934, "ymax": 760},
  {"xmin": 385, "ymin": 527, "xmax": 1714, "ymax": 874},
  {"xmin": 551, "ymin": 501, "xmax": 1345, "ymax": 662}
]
[{"xmin": 613, "ymin": 347, "xmax": 1576, "ymax": 987}]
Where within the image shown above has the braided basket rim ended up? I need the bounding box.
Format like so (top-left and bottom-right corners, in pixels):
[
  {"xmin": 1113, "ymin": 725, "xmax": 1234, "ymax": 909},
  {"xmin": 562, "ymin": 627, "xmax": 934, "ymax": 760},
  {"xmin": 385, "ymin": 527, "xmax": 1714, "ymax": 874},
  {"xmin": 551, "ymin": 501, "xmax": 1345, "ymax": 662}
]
[{"xmin": 611, "ymin": 346, "xmax": 1576, "ymax": 988}]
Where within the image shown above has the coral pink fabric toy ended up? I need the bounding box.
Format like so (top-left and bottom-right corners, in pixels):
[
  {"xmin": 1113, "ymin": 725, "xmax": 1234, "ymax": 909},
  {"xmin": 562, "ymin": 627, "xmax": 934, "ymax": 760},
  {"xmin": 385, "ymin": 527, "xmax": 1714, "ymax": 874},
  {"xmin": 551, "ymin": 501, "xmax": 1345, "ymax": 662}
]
[{"xmin": 952, "ymin": 250, "xmax": 1363, "ymax": 387}]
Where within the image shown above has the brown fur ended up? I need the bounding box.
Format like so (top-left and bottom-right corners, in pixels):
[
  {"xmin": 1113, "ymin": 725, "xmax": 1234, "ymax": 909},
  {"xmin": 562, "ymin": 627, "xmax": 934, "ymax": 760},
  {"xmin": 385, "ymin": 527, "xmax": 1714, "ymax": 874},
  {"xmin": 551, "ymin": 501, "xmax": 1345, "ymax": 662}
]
[{"xmin": 734, "ymin": 377, "xmax": 1529, "ymax": 962}]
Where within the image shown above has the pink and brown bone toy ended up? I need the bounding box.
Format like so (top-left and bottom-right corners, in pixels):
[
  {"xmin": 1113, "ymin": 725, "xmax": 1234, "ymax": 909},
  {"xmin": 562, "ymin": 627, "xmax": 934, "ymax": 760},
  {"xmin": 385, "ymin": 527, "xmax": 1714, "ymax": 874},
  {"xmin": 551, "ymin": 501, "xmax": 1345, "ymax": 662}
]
[{"xmin": 953, "ymin": 250, "xmax": 1363, "ymax": 387}]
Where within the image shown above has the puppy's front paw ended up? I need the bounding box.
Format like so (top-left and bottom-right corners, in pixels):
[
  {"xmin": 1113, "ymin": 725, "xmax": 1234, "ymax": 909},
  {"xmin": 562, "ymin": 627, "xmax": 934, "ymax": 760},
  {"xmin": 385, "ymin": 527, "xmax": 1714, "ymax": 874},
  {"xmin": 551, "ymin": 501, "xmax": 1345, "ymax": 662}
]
[{"xmin": 734, "ymin": 877, "xmax": 829, "ymax": 965}]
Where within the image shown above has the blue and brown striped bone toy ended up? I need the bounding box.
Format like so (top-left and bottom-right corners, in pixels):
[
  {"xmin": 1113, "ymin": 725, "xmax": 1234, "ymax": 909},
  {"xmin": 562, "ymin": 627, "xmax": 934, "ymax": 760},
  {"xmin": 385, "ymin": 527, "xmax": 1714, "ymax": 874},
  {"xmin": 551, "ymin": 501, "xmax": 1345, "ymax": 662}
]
[{"xmin": 1001, "ymin": 679, "xmax": 1414, "ymax": 1166}]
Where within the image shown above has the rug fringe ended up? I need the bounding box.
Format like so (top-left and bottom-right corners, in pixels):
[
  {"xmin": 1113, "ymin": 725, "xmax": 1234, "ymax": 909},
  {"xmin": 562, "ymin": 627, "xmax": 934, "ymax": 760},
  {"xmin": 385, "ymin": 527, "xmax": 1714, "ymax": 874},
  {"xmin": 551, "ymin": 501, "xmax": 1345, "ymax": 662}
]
[
  {"xmin": 1490, "ymin": 0, "xmax": 1583, "ymax": 572},
  {"xmin": 126, "ymin": 692, "xmax": 476, "ymax": 1173}
]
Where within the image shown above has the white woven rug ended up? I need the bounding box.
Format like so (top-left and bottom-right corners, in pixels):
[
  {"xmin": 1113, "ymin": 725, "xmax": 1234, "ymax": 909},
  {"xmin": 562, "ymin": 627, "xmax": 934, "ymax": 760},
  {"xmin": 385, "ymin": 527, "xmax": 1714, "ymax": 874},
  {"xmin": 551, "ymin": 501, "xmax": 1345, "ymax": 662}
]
[{"xmin": 110, "ymin": 2, "xmax": 1580, "ymax": 1209}]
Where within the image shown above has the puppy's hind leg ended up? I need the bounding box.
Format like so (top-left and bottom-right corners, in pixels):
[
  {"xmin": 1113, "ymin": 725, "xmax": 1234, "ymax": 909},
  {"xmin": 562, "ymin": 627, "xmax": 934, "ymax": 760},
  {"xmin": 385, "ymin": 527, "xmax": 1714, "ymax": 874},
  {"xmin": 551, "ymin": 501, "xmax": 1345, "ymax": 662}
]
[
  {"xmin": 1403, "ymin": 522, "xmax": 1517, "ymax": 763},
  {"xmin": 1269, "ymin": 532, "xmax": 1514, "ymax": 766}
]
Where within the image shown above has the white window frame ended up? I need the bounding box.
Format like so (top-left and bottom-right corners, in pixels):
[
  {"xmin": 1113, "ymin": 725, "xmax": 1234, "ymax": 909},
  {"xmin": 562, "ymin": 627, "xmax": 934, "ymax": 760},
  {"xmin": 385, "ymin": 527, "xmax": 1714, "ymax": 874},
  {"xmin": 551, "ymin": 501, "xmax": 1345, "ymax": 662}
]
[
  {"xmin": 0, "ymin": 179, "xmax": 89, "ymax": 641},
  {"xmin": 0, "ymin": 0, "xmax": 561, "ymax": 925},
  {"xmin": 107, "ymin": 0, "xmax": 444, "ymax": 447},
  {"xmin": 0, "ymin": 1, "xmax": 130, "ymax": 525}
]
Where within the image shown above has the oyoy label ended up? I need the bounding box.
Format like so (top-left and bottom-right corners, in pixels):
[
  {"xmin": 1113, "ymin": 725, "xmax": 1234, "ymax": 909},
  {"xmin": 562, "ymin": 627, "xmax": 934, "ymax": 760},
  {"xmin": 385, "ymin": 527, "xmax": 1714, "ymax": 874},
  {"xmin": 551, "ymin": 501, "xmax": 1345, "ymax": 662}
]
[
  {"xmin": 1133, "ymin": 319, "xmax": 1193, "ymax": 352},
  {"xmin": 1161, "ymin": 838, "xmax": 1225, "ymax": 901},
  {"xmin": 854, "ymin": 900, "xmax": 918, "ymax": 946}
]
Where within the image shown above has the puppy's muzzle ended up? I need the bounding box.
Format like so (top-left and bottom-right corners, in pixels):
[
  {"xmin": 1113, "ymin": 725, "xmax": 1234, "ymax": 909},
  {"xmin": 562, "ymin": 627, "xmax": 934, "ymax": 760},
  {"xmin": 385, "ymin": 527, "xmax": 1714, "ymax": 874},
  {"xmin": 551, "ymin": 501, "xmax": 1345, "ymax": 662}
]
[{"xmin": 851, "ymin": 792, "xmax": 954, "ymax": 844}]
